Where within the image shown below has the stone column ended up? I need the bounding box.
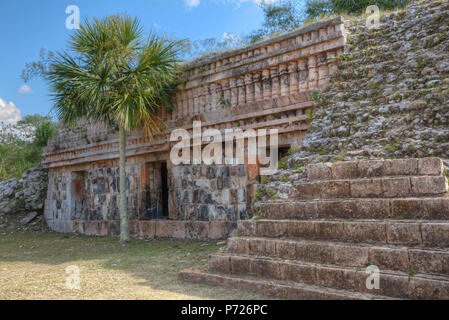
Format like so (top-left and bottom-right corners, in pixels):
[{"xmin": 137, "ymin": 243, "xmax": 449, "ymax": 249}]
[
  {"xmin": 279, "ymin": 63, "xmax": 289, "ymax": 96},
  {"xmin": 245, "ymin": 73, "xmax": 255, "ymax": 104},
  {"xmin": 222, "ymin": 79, "xmax": 230, "ymax": 106},
  {"xmin": 308, "ymin": 56, "xmax": 318, "ymax": 90},
  {"xmin": 187, "ymin": 89, "xmax": 194, "ymax": 115},
  {"xmin": 210, "ymin": 83, "xmax": 218, "ymax": 110},
  {"xmin": 199, "ymin": 86, "xmax": 206, "ymax": 113},
  {"xmin": 237, "ymin": 77, "xmax": 246, "ymax": 105},
  {"xmin": 327, "ymin": 51, "xmax": 337, "ymax": 74},
  {"xmin": 298, "ymin": 59, "xmax": 308, "ymax": 92},
  {"xmin": 205, "ymin": 85, "xmax": 212, "ymax": 112},
  {"xmin": 288, "ymin": 61, "xmax": 299, "ymax": 95},
  {"xmin": 229, "ymin": 78, "xmax": 238, "ymax": 107},
  {"xmin": 318, "ymin": 55, "xmax": 329, "ymax": 87},
  {"xmin": 253, "ymin": 72, "xmax": 263, "ymax": 102},
  {"xmin": 182, "ymin": 91, "xmax": 188, "ymax": 117},
  {"xmin": 262, "ymin": 69, "xmax": 271, "ymax": 100},
  {"xmin": 270, "ymin": 66, "xmax": 280, "ymax": 99},
  {"xmin": 193, "ymin": 88, "xmax": 200, "ymax": 114}
]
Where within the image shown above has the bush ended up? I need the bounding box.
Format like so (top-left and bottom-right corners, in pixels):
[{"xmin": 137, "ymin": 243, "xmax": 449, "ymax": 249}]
[{"xmin": 34, "ymin": 121, "xmax": 58, "ymax": 147}]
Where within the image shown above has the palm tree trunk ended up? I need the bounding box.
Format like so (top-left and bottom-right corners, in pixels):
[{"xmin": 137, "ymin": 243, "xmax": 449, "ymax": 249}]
[{"xmin": 119, "ymin": 125, "xmax": 129, "ymax": 244}]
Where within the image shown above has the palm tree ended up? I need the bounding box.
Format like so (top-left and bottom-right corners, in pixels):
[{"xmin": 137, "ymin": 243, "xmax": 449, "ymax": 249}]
[{"xmin": 46, "ymin": 15, "xmax": 181, "ymax": 244}]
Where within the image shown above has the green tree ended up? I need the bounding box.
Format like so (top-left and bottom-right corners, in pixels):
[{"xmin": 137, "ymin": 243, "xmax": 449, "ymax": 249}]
[
  {"xmin": 248, "ymin": 0, "xmax": 303, "ymax": 43},
  {"xmin": 45, "ymin": 15, "xmax": 181, "ymax": 244},
  {"xmin": 34, "ymin": 121, "xmax": 58, "ymax": 147}
]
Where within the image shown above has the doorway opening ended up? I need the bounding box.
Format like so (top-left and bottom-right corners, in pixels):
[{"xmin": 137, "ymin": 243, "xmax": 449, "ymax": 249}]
[
  {"xmin": 144, "ymin": 161, "xmax": 169, "ymax": 220},
  {"xmin": 160, "ymin": 162, "xmax": 169, "ymax": 219},
  {"xmin": 70, "ymin": 171, "xmax": 85, "ymax": 220}
]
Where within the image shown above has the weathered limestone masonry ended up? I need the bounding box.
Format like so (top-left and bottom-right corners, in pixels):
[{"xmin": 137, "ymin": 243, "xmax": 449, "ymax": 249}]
[
  {"xmin": 180, "ymin": 158, "xmax": 449, "ymax": 299},
  {"xmin": 180, "ymin": 0, "xmax": 449, "ymax": 299},
  {"xmin": 42, "ymin": 18, "xmax": 346, "ymax": 239}
]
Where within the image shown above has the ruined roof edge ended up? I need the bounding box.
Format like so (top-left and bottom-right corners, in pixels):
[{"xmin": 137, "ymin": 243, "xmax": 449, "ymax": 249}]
[{"xmin": 181, "ymin": 16, "xmax": 344, "ymax": 71}]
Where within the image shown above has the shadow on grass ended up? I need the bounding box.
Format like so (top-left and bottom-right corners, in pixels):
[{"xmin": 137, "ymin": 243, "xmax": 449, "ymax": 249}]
[{"xmin": 0, "ymin": 229, "xmax": 266, "ymax": 299}]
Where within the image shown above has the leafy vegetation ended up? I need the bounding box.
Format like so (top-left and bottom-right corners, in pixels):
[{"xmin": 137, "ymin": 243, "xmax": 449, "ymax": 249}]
[
  {"xmin": 34, "ymin": 15, "xmax": 181, "ymax": 244},
  {"xmin": 0, "ymin": 115, "xmax": 57, "ymax": 181}
]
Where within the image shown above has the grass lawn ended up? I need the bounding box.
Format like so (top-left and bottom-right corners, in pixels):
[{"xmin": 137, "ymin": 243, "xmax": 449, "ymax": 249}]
[{"xmin": 0, "ymin": 230, "xmax": 267, "ymax": 300}]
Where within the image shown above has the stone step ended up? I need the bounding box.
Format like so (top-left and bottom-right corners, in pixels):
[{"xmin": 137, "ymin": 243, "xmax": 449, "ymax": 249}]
[
  {"xmin": 260, "ymin": 197, "xmax": 449, "ymax": 220},
  {"xmin": 306, "ymin": 158, "xmax": 443, "ymax": 181},
  {"xmin": 228, "ymin": 237, "xmax": 449, "ymax": 276},
  {"xmin": 290, "ymin": 176, "xmax": 448, "ymax": 200},
  {"xmin": 208, "ymin": 253, "xmax": 449, "ymax": 299},
  {"xmin": 238, "ymin": 219, "xmax": 449, "ymax": 247},
  {"xmin": 179, "ymin": 267, "xmax": 396, "ymax": 300}
]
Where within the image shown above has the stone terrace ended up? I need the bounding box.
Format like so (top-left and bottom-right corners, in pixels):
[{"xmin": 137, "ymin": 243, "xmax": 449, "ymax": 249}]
[{"xmin": 180, "ymin": 158, "xmax": 449, "ymax": 299}]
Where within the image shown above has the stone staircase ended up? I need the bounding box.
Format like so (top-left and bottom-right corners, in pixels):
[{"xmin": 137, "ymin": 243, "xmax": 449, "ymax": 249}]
[{"xmin": 180, "ymin": 158, "xmax": 449, "ymax": 299}]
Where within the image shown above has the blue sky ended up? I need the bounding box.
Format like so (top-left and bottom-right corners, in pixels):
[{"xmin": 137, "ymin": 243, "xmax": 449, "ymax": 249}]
[{"xmin": 0, "ymin": 0, "xmax": 274, "ymax": 124}]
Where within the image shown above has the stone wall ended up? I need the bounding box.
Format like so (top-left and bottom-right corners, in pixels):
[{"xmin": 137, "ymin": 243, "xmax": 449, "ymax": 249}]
[
  {"xmin": 42, "ymin": 18, "xmax": 346, "ymax": 239},
  {"xmin": 0, "ymin": 168, "xmax": 48, "ymax": 223},
  {"xmin": 171, "ymin": 164, "xmax": 249, "ymax": 222}
]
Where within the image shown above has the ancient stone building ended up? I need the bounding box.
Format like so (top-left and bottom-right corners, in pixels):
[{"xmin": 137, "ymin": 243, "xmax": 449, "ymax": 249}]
[{"xmin": 42, "ymin": 18, "xmax": 346, "ymax": 239}]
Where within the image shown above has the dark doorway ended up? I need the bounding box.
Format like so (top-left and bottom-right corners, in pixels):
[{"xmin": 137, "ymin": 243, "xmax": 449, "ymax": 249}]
[
  {"xmin": 160, "ymin": 162, "xmax": 169, "ymax": 218},
  {"xmin": 70, "ymin": 171, "xmax": 85, "ymax": 220},
  {"xmin": 144, "ymin": 161, "xmax": 169, "ymax": 220}
]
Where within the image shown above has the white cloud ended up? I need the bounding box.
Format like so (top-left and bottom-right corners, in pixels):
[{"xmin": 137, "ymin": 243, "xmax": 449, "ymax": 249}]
[
  {"xmin": 185, "ymin": 0, "xmax": 200, "ymax": 7},
  {"xmin": 0, "ymin": 98, "xmax": 22, "ymax": 125},
  {"xmin": 18, "ymin": 84, "xmax": 32, "ymax": 94}
]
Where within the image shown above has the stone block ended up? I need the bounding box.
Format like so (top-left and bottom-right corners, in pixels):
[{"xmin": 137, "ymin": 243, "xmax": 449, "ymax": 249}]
[
  {"xmin": 350, "ymin": 179, "xmax": 382, "ymax": 198},
  {"xmin": 411, "ymin": 176, "xmax": 448, "ymax": 195},
  {"xmin": 250, "ymin": 258, "xmax": 280, "ymax": 279},
  {"xmin": 368, "ymin": 247, "xmax": 409, "ymax": 271},
  {"xmin": 409, "ymin": 277, "xmax": 449, "ymax": 300},
  {"xmin": 384, "ymin": 159, "xmax": 418, "ymax": 176},
  {"xmin": 275, "ymin": 240, "xmax": 298, "ymax": 260},
  {"xmin": 156, "ymin": 221, "xmax": 186, "ymax": 239},
  {"xmin": 256, "ymin": 220, "xmax": 288, "ymax": 237},
  {"xmin": 209, "ymin": 254, "xmax": 231, "ymax": 273},
  {"xmin": 318, "ymin": 180, "xmax": 351, "ymax": 198},
  {"xmin": 307, "ymin": 163, "xmax": 332, "ymax": 180},
  {"xmin": 391, "ymin": 198, "xmax": 427, "ymax": 219},
  {"xmin": 85, "ymin": 221, "xmax": 101, "ymax": 236},
  {"xmin": 279, "ymin": 262, "xmax": 316, "ymax": 283},
  {"xmin": 293, "ymin": 183, "xmax": 318, "ymax": 199},
  {"xmin": 409, "ymin": 249, "xmax": 449, "ymax": 275},
  {"xmin": 209, "ymin": 221, "xmax": 236, "ymax": 239},
  {"xmin": 382, "ymin": 177, "xmax": 411, "ymax": 197},
  {"xmin": 314, "ymin": 221, "xmax": 345, "ymax": 240},
  {"xmin": 422, "ymin": 223, "xmax": 449, "ymax": 247},
  {"xmin": 358, "ymin": 160, "xmax": 384, "ymax": 178},
  {"xmin": 331, "ymin": 161, "xmax": 359, "ymax": 179},
  {"xmin": 333, "ymin": 244, "xmax": 369, "ymax": 267},
  {"xmin": 316, "ymin": 200, "xmax": 357, "ymax": 219},
  {"xmin": 186, "ymin": 221, "xmax": 210, "ymax": 240},
  {"xmin": 230, "ymin": 255, "xmax": 250, "ymax": 274},
  {"xmin": 386, "ymin": 222, "xmax": 421, "ymax": 245},
  {"xmin": 227, "ymin": 237, "xmax": 249, "ymax": 254},
  {"xmin": 139, "ymin": 221, "xmax": 156, "ymax": 238},
  {"xmin": 248, "ymin": 238, "xmax": 269, "ymax": 255},
  {"xmin": 418, "ymin": 158, "xmax": 443, "ymax": 175},
  {"xmin": 286, "ymin": 220, "xmax": 316, "ymax": 238},
  {"xmin": 354, "ymin": 199, "xmax": 390, "ymax": 219},
  {"xmin": 237, "ymin": 220, "xmax": 255, "ymax": 236},
  {"xmin": 344, "ymin": 221, "xmax": 386, "ymax": 243}
]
